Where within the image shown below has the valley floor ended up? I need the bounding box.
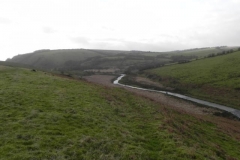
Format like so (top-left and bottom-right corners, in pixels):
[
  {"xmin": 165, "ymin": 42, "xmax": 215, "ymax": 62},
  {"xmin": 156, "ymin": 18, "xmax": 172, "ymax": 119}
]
[{"xmin": 84, "ymin": 75, "xmax": 224, "ymax": 116}]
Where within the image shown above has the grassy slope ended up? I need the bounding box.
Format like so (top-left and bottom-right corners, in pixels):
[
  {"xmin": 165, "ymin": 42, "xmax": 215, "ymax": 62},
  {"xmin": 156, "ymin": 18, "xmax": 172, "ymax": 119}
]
[
  {"xmin": 147, "ymin": 51, "xmax": 240, "ymax": 109},
  {"xmin": 166, "ymin": 47, "xmax": 239, "ymax": 58},
  {"xmin": 0, "ymin": 61, "xmax": 33, "ymax": 69},
  {"xmin": 0, "ymin": 65, "xmax": 240, "ymax": 159}
]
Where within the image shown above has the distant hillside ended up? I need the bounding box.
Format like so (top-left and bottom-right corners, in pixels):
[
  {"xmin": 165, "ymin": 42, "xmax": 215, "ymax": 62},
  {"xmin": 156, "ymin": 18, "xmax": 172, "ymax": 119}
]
[
  {"xmin": 7, "ymin": 49, "xmax": 102, "ymax": 70},
  {"xmin": 167, "ymin": 46, "xmax": 239, "ymax": 58},
  {"xmin": 0, "ymin": 65, "xmax": 240, "ymax": 159},
  {"xmin": 145, "ymin": 50, "xmax": 240, "ymax": 109},
  {"xmin": 7, "ymin": 49, "xmax": 171, "ymax": 74},
  {"xmin": 7, "ymin": 47, "xmax": 239, "ymax": 74}
]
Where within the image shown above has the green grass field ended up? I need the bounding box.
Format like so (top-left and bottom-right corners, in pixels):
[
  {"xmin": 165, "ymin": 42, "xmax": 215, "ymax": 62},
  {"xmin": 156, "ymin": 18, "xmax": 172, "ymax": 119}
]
[
  {"xmin": 147, "ymin": 51, "xmax": 240, "ymax": 109},
  {"xmin": 0, "ymin": 65, "xmax": 240, "ymax": 159},
  {"xmin": 0, "ymin": 61, "xmax": 33, "ymax": 69}
]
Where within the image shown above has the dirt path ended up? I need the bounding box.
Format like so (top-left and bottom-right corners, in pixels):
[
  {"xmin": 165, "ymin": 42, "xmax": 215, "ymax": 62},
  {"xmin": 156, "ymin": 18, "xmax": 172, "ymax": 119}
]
[{"xmin": 84, "ymin": 75, "xmax": 221, "ymax": 115}]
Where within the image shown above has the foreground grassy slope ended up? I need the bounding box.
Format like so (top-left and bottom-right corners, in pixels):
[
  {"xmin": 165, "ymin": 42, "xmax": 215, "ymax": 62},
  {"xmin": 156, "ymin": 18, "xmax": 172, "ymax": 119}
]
[
  {"xmin": 147, "ymin": 51, "xmax": 240, "ymax": 109},
  {"xmin": 0, "ymin": 61, "xmax": 33, "ymax": 69},
  {"xmin": 0, "ymin": 65, "xmax": 240, "ymax": 159}
]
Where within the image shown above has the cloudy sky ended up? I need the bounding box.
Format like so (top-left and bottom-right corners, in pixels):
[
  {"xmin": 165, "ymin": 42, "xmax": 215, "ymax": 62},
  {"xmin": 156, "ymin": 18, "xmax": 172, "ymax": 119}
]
[{"xmin": 0, "ymin": 0, "xmax": 240, "ymax": 60}]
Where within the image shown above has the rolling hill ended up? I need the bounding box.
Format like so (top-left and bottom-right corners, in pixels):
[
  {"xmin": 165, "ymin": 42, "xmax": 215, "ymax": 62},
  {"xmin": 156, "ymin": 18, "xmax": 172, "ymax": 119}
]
[
  {"xmin": 7, "ymin": 49, "xmax": 102, "ymax": 70},
  {"xmin": 7, "ymin": 47, "xmax": 239, "ymax": 75},
  {"xmin": 7, "ymin": 49, "xmax": 171, "ymax": 73},
  {"xmin": 145, "ymin": 50, "xmax": 240, "ymax": 109},
  {"xmin": 0, "ymin": 65, "xmax": 240, "ymax": 159},
  {"xmin": 166, "ymin": 46, "xmax": 239, "ymax": 58}
]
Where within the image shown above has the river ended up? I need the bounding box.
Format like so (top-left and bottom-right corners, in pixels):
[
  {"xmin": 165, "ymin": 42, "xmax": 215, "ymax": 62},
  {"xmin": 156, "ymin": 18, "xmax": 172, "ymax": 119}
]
[{"xmin": 113, "ymin": 74, "xmax": 240, "ymax": 119}]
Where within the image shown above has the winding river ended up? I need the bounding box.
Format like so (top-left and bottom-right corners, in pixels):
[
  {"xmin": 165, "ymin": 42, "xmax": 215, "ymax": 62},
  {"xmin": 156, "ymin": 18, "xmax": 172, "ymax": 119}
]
[{"xmin": 114, "ymin": 74, "xmax": 240, "ymax": 119}]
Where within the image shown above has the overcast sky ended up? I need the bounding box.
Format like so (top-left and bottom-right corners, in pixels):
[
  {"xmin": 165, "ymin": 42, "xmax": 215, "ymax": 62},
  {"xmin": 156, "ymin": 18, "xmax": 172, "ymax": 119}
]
[{"xmin": 1, "ymin": 0, "xmax": 240, "ymax": 60}]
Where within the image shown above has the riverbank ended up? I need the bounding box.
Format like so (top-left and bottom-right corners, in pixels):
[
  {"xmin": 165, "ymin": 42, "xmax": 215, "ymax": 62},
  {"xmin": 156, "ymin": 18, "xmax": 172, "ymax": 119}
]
[
  {"xmin": 114, "ymin": 74, "xmax": 240, "ymax": 119},
  {"xmin": 84, "ymin": 74, "xmax": 227, "ymax": 116}
]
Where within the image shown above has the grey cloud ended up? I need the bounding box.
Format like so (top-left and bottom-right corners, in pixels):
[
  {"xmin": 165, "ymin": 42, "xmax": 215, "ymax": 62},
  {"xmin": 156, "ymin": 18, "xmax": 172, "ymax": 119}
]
[
  {"xmin": 71, "ymin": 37, "xmax": 90, "ymax": 45},
  {"xmin": 42, "ymin": 27, "xmax": 56, "ymax": 34},
  {"xmin": 71, "ymin": 17, "xmax": 240, "ymax": 52},
  {"xmin": 71, "ymin": 36, "xmax": 189, "ymax": 51},
  {"xmin": 0, "ymin": 17, "xmax": 11, "ymax": 24},
  {"xmin": 101, "ymin": 26, "xmax": 115, "ymax": 31},
  {"xmin": 121, "ymin": 40, "xmax": 189, "ymax": 52}
]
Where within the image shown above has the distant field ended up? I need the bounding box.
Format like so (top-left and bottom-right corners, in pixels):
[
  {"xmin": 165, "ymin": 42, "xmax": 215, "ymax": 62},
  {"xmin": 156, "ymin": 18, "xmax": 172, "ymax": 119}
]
[
  {"xmin": 146, "ymin": 51, "xmax": 240, "ymax": 109},
  {"xmin": 166, "ymin": 46, "xmax": 239, "ymax": 58},
  {"xmin": 0, "ymin": 65, "xmax": 240, "ymax": 159}
]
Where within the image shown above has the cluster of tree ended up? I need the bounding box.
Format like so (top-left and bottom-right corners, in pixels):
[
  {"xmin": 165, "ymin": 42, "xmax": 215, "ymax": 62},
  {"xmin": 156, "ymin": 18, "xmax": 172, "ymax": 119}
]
[
  {"xmin": 184, "ymin": 47, "xmax": 210, "ymax": 51},
  {"xmin": 170, "ymin": 55, "xmax": 197, "ymax": 63},
  {"xmin": 156, "ymin": 54, "xmax": 167, "ymax": 58},
  {"xmin": 60, "ymin": 57, "xmax": 108, "ymax": 71},
  {"xmin": 215, "ymin": 46, "xmax": 227, "ymax": 49},
  {"xmin": 125, "ymin": 62, "xmax": 166, "ymax": 74},
  {"xmin": 57, "ymin": 55, "xmax": 136, "ymax": 73},
  {"xmin": 59, "ymin": 53, "xmax": 201, "ymax": 75},
  {"xmin": 177, "ymin": 60, "xmax": 190, "ymax": 64},
  {"xmin": 172, "ymin": 46, "xmax": 228, "ymax": 53},
  {"xmin": 207, "ymin": 49, "xmax": 237, "ymax": 58}
]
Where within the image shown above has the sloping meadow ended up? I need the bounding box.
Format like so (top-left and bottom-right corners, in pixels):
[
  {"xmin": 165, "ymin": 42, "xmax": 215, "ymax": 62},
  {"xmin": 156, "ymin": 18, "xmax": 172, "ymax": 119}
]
[
  {"xmin": 0, "ymin": 65, "xmax": 240, "ymax": 159},
  {"xmin": 147, "ymin": 51, "xmax": 240, "ymax": 110}
]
